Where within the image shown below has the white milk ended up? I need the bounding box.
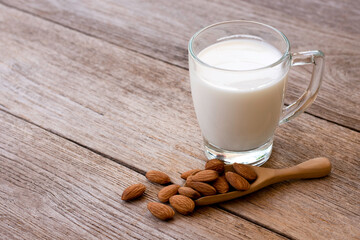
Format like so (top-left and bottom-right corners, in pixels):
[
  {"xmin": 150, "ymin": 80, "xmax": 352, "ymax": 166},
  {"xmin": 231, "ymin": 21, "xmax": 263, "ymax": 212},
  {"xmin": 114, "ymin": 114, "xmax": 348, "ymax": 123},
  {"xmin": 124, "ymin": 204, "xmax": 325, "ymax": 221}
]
[{"xmin": 190, "ymin": 39, "xmax": 288, "ymax": 151}]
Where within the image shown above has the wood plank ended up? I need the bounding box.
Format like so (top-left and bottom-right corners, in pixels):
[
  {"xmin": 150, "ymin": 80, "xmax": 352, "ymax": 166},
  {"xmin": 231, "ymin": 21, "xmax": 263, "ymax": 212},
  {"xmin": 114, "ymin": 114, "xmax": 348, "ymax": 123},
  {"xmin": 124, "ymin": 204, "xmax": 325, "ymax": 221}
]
[
  {"xmin": 0, "ymin": 5, "xmax": 359, "ymax": 239},
  {"xmin": 0, "ymin": 110, "xmax": 285, "ymax": 240},
  {"xmin": 0, "ymin": 0, "xmax": 359, "ymax": 130},
  {"xmin": 247, "ymin": 0, "xmax": 360, "ymax": 35}
]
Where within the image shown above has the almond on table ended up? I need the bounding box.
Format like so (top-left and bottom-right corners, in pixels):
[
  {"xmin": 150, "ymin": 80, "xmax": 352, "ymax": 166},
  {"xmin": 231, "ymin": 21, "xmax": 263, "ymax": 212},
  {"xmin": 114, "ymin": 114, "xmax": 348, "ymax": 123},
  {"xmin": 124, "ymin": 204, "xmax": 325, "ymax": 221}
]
[
  {"xmin": 158, "ymin": 184, "xmax": 180, "ymax": 202},
  {"xmin": 184, "ymin": 175, "xmax": 195, "ymax": 187},
  {"xmin": 178, "ymin": 187, "xmax": 201, "ymax": 199},
  {"xmin": 138, "ymin": 162, "xmax": 256, "ymax": 220},
  {"xmin": 169, "ymin": 195, "xmax": 195, "ymax": 215},
  {"xmin": 121, "ymin": 183, "xmax": 146, "ymax": 201},
  {"xmin": 146, "ymin": 170, "xmax": 171, "ymax": 184},
  {"xmin": 147, "ymin": 202, "xmax": 175, "ymax": 221},
  {"xmin": 180, "ymin": 169, "xmax": 201, "ymax": 180}
]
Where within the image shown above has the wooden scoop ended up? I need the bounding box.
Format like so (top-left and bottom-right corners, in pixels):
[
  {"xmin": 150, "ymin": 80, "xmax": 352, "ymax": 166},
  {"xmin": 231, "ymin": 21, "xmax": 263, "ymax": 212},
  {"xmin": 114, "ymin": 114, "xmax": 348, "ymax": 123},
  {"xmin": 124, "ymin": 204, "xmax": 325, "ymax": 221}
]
[{"xmin": 195, "ymin": 157, "xmax": 332, "ymax": 206}]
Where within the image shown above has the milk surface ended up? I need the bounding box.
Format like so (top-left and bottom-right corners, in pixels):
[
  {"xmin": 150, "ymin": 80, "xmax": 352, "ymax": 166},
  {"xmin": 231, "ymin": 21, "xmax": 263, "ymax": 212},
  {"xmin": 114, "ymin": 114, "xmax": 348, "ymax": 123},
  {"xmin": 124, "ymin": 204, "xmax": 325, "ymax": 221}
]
[{"xmin": 190, "ymin": 39, "xmax": 288, "ymax": 150}]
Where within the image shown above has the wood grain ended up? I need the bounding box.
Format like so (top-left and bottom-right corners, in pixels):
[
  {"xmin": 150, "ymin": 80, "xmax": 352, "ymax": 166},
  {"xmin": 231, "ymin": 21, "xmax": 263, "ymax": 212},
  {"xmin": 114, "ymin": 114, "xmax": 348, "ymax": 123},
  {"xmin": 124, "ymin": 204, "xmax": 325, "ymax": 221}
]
[
  {"xmin": 249, "ymin": 0, "xmax": 360, "ymax": 35},
  {"xmin": 0, "ymin": 4, "xmax": 359, "ymax": 239},
  {"xmin": 0, "ymin": 0, "xmax": 359, "ymax": 130},
  {"xmin": 0, "ymin": 110, "xmax": 285, "ymax": 240}
]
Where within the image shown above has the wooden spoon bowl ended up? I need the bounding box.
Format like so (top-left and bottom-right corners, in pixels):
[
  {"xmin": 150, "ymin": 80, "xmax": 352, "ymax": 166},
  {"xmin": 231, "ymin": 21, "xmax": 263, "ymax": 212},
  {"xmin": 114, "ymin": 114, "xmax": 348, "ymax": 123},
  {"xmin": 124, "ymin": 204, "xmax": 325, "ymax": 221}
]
[{"xmin": 195, "ymin": 157, "xmax": 332, "ymax": 206}]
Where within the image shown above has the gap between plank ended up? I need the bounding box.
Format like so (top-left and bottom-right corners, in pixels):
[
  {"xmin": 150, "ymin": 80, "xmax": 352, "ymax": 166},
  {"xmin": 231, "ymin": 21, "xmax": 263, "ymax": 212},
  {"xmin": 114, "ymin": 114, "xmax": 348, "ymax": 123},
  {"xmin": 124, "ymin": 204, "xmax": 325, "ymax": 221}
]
[
  {"xmin": 1, "ymin": 2, "xmax": 357, "ymax": 134},
  {"xmin": 283, "ymin": 103, "xmax": 359, "ymax": 133},
  {"xmin": 0, "ymin": 107, "xmax": 292, "ymax": 240},
  {"xmin": 305, "ymin": 111, "xmax": 359, "ymax": 133}
]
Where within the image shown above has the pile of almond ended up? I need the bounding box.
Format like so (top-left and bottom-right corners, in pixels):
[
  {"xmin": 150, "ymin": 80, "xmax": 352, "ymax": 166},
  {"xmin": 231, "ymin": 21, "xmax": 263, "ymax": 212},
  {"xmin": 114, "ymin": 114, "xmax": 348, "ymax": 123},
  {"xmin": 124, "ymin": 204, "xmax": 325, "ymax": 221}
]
[{"xmin": 121, "ymin": 159, "xmax": 257, "ymax": 221}]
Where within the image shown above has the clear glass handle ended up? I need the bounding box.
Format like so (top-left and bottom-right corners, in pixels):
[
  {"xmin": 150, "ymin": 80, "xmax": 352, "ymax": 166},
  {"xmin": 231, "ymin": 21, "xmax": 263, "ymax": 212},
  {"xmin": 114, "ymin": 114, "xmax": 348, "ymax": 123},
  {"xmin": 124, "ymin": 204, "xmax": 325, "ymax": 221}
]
[{"xmin": 280, "ymin": 50, "xmax": 325, "ymax": 124}]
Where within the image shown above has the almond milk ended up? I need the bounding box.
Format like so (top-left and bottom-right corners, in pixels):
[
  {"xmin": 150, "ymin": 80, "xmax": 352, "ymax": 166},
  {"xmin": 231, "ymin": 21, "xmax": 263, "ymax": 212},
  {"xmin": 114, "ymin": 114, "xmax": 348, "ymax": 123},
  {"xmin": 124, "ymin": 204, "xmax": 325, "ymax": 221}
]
[{"xmin": 190, "ymin": 39, "xmax": 288, "ymax": 151}]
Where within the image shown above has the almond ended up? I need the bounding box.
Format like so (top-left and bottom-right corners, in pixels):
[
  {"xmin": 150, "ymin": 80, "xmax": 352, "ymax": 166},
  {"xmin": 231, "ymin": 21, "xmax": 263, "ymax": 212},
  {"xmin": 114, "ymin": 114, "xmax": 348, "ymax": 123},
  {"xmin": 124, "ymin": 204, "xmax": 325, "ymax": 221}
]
[
  {"xmin": 180, "ymin": 169, "xmax": 201, "ymax": 180},
  {"xmin": 225, "ymin": 172, "xmax": 250, "ymax": 191},
  {"xmin": 178, "ymin": 187, "xmax": 201, "ymax": 199},
  {"xmin": 187, "ymin": 181, "xmax": 217, "ymax": 196},
  {"xmin": 212, "ymin": 175, "xmax": 229, "ymax": 194},
  {"xmin": 147, "ymin": 202, "xmax": 175, "ymax": 220},
  {"xmin": 158, "ymin": 184, "xmax": 180, "ymax": 202},
  {"xmin": 169, "ymin": 195, "xmax": 195, "ymax": 215},
  {"xmin": 184, "ymin": 175, "xmax": 194, "ymax": 187},
  {"xmin": 121, "ymin": 183, "xmax": 146, "ymax": 201},
  {"xmin": 233, "ymin": 163, "xmax": 257, "ymax": 181},
  {"xmin": 191, "ymin": 170, "xmax": 219, "ymax": 182},
  {"xmin": 146, "ymin": 170, "xmax": 171, "ymax": 184},
  {"xmin": 205, "ymin": 159, "xmax": 225, "ymax": 174}
]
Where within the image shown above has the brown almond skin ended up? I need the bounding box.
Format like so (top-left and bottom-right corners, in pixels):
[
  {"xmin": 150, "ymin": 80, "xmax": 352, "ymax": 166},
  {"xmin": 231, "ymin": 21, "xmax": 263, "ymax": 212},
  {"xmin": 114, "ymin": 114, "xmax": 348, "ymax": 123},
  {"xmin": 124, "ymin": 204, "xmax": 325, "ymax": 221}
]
[
  {"xmin": 181, "ymin": 169, "xmax": 201, "ymax": 180},
  {"xmin": 233, "ymin": 163, "xmax": 257, "ymax": 181},
  {"xmin": 158, "ymin": 184, "xmax": 180, "ymax": 202},
  {"xmin": 205, "ymin": 159, "xmax": 225, "ymax": 174},
  {"xmin": 187, "ymin": 181, "xmax": 217, "ymax": 196},
  {"xmin": 121, "ymin": 183, "xmax": 146, "ymax": 201},
  {"xmin": 147, "ymin": 202, "xmax": 175, "ymax": 220},
  {"xmin": 212, "ymin": 175, "xmax": 229, "ymax": 194},
  {"xmin": 225, "ymin": 172, "xmax": 250, "ymax": 191},
  {"xmin": 169, "ymin": 195, "xmax": 195, "ymax": 215},
  {"xmin": 184, "ymin": 175, "xmax": 194, "ymax": 187},
  {"xmin": 191, "ymin": 170, "xmax": 219, "ymax": 182},
  {"xmin": 146, "ymin": 170, "xmax": 171, "ymax": 184},
  {"xmin": 178, "ymin": 187, "xmax": 201, "ymax": 199}
]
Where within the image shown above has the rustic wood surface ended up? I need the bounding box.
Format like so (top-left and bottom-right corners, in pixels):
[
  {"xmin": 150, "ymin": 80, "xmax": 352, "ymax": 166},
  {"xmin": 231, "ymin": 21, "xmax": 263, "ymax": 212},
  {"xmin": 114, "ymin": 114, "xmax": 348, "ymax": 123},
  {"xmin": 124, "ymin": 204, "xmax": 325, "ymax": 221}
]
[
  {"xmin": 0, "ymin": 111, "xmax": 286, "ymax": 240},
  {"xmin": 0, "ymin": 1, "xmax": 359, "ymax": 240},
  {"xmin": 1, "ymin": 0, "xmax": 358, "ymax": 131}
]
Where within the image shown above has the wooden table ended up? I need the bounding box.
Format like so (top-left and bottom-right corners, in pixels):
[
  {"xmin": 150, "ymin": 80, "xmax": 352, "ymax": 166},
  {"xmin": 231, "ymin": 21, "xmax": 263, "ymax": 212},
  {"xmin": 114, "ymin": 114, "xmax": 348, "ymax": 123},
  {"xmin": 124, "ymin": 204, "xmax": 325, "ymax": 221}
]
[{"xmin": 0, "ymin": 1, "xmax": 359, "ymax": 239}]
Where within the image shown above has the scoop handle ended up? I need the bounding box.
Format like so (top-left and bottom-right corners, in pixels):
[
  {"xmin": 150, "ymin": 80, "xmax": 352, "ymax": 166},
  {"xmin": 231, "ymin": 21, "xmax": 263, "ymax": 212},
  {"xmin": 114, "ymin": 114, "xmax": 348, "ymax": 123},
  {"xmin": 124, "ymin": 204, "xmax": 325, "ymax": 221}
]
[
  {"xmin": 195, "ymin": 157, "xmax": 331, "ymax": 206},
  {"xmin": 271, "ymin": 157, "xmax": 332, "ymax": 183}
]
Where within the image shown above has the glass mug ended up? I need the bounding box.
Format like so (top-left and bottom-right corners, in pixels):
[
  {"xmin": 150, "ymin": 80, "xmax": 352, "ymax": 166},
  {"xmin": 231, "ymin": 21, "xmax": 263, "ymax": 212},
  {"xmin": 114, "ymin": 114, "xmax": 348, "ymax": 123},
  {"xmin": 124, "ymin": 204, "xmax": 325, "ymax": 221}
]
[{"xmin": 188, "ymin": 20, "xmax": 324, "ymax": 166}]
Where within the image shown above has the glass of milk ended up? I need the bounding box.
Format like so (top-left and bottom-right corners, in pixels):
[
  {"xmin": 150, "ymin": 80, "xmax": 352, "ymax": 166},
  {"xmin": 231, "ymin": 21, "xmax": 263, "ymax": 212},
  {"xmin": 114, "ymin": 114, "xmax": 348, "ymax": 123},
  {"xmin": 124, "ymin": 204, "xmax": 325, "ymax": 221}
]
[{"xmin": 189, "ymin": 20, "xmax": 324, "ymax": 166}]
